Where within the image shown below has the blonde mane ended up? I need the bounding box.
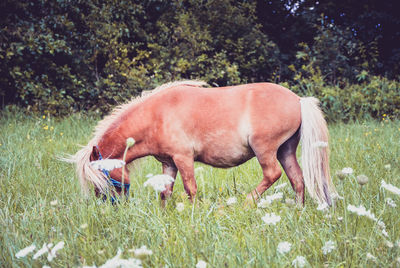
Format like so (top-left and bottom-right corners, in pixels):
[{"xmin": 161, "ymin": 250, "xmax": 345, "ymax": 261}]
[{"xmin": 90, "ymin": 80, "xmax": 208, "ymax": 146}]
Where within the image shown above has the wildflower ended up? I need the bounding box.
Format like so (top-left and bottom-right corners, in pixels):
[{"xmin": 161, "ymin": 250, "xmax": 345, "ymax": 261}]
[
  {"xmin": 285, "ymin": 198, "xmax": 296, "ymax": 206},
  {"xmin": 385, "ymin": 198, "xmax": 397, "ymax": 208},
  {"xmin": 322, "ymin": 240, "xmax": 335, "ymax": 255},
  {"xmin": 60, "ymin": 132, "xmax": 63, "ymax": 136},
  {"xmin": 226, "ymin": 197, "xmax": 237, "ymax": 206},
  {"xmin": 385, "ymin": 240, "xmax": 394, "ymax": 248},
  {"xmin": 195, "ymin": 166, "xmax": 205, "ymax": 174},
  {"xmin": 312, "ymin": 141, "xmax": 328, "ymax": 148},
  {"xmin": 100, "ymin": 248, "xmax": 142, "ymax": 268},
  {"xmin": 43, "ymin": 125, "xmax": 49, "ymax": 130},
  {"xmin": 42, "ymin": 115, "xmax": 46, "ymax": 119},
  {"xmin": 33, "ymin": 243, "xmax": 53, "ymax": 260},
  {"xmin": 80, "ymin": 223, "xmax": 88, "ymax": 229},
  {"xmin": 356, "ymin": 175, "xmax": 369, "ymax": 185},
  {"xmin": 176, "ymin": 202, "xmax": 185, "ymax": 212},
  {"xmin": 341, "ymin": 167, "xmax": 353, "ymax": 175},
  {"xmin": 384, "ymin": 164, "xmax": 391, "ymax": 170},
  {"xmin": 50, "ymin": 200, "xmax": 58, "ymax": 206},
  {"xmin": 277, "ymin": 241, "xmax": 292, "ymax": 254},
  {"xmin": 261, "ymin": 212, "xmax": 281, "ymax": 225},
  {"xmin": 90, "ymin": 159, "xmax": 126, "ymax": 171},
  {"xmin": 317, "ymin": 202, "xmax": 329, "ymax": 211},
  {"xmin": 381, "ymin": 180, "xmax": 400, "ymax": 195},
  {"xmin": 15, "ymin": 244, "xmax": 36, "ymax": 258},
  {"xmin": 347, "ymin": 204, "xmax": 378, "ymax": 221},
  {"xmin": 133, "ymin": 245, "xmax": 153, "ymax": 259},
  {"xmin": 337, "ymin": 217, "xmax": 343, "ymax": 221},
  {"xmin": 47, "ymin": 241, "xmax": 65, "ymax": 261},
  {"xmin": 143, "ymin": 174, "xmax": 174, "ymax": 192},
  {"xmin": 292, "ymin": 256, "xmax": 307, "ymax": 267},
  {"xmin": 257, "ymin": 192, "xmax": 283, "ymax": 208},
  {"xmin": 274, "ymin": 183, "xmax": 287, "ymax": 191},
  {"xmin": 126, "ymin": 137, "xmax": 135, "ymax": 148},
  {"xmin": 196, "ymin": 260, "xmax": 207, "ymax": 268},
  {"xmin": 366, "ymin": 253, "xmax": 377, "ymax": 262}
]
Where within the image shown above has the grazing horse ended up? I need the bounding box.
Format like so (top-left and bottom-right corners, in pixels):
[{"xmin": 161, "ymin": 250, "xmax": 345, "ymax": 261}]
[{"xmin": 69, "ymin": 80, "xmax": 336, "ymax": 205}]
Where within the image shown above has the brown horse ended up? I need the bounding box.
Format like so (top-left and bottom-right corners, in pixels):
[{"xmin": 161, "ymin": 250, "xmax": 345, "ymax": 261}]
[{"xmin": 69, "ymin": 81, "xmax": 336, "ymax": 205}]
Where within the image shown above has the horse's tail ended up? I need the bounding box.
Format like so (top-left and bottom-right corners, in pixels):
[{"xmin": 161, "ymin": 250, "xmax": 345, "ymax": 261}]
[
  {"xmin": 299, "ymin": 97, "xmax": 336, "ymax": 205},
  {"xmin": 63, "ymin": 144, "xmax": 109, "ymax": 195}
]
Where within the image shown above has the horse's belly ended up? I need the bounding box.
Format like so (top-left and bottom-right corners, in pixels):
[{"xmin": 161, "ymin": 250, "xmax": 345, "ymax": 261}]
[{"xmin": 195, "ymin": 143, "xmax": 255, "ymax": 168}]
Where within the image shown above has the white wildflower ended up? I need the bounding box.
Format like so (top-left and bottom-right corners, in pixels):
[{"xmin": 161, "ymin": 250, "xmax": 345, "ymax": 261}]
[
  {"xmin": 100, "ymin": 249, "xmax": 142, "ymax": 268},
  {"xmin": 176, "ymin": 202, "xmax": 185, "ymax": 212},
  {"xmin": 312, "ymin": 141, "xmax": 328, "ymax": 148},
  {"xmin": 80, "ymin": 223, "xmax": 88, "ymax": 229},
  {"xmin": 385, "ymin": 197, "xmax": 397, "ymax": 208},
  {"xmin": 257, "ymin": 192, "xmax": 283, "ymax": 208},
  {"xmin": 226, "ymin": 197, "xmax": 237, "ymax": 206},
  {"xmin": 317, "ymin": 202, "xmax": 329, "ymax": 211},
  {"xmin": 277, "ymin": 241, "xmax": 292, "ymax": 254},
  {"xmin": 47, "ymin": 241, "xmax": 64, "ymax": 262},
  {"xmin": 33, "ymin": 243, "xmax": 53, "ymax": 260},
  {"xmin": 384, "ymin": 164, "xmax": 391, "ymax": 170},
  {"xmin": 385, "ymin": 240, "xmax": 394, "ymax": 248},
  {"xmin": 143, "ymin": 174, "xmax": 174, "ymax": 192},
  {"xmin": 274, "ymin": 183, "xmax": 287, "ymax": 191},
  {"xmin": 15, "ymin": 244, "xmax": 36, "ymax": 258},
  {"xmin": 195, "ymin": 260, "xmax": 207, "ymax": 268},
  {"xmin": 261, "ymin": 212, "xmax": 281, "ymax": 225},
  {"xmin": 337, "ymin": 217, "xmax": 343, "ymax": 221},
  {"xmin": 322, "ymin": 240, "xmax": 335, "ymax": 255},
  {"xmin": 50, "ymin": 200, "xmax": 58, "ymax": 206},
  {"xmin": 90, "ymin": 159, "xmax": 125, "ymax": 171},
  {"xmin": 381, "ymin": 180, "xmax": 400, "ymax": 195},
  {"xmin": 341, "ymin": 167, "xmax": 353, "ymax": 175},
  {"xmin": 292, "ymin": 256, "xmax": 307, "ymax": 267},
  {"xmin": 194, "ymin": 166, "xmax": 205, "ymax": 174},
  {"xmin": 126, "ymin": 137, "xmax": 135, "ymax": 148},
  {"xmin": 366, "ymin": 253, "xmax": 377, "ymax": 262},
  {"xmin": 382, "ymin": 229, "xmax": 389, "ymax": 237},
  {"xmin": 347, "ymin": 204, "xmax": 378, "ymax": 222},
  {"xmin": 132, "ymin": 245, "xmax": 153, "ymax": 259}
]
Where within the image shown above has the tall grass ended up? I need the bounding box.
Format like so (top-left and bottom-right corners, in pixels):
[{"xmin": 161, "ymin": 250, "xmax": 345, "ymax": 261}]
[{"xmin": 0, "ymin": 109, "xmax": 399, "ymax": 267}]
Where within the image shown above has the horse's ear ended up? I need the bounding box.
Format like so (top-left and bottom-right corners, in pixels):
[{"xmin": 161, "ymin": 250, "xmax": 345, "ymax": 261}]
[{"xmin": 91, "ymin": 146, "xmax": 100, "ymax": 161}]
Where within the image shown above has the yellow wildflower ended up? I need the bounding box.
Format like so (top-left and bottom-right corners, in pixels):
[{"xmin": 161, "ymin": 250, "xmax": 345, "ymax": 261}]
[
  {"xmin": 43, "ymin": 125, "xmax": 49, "ymax": 130},
  {"xmin": 42, "ymin": 115, "xmax": 46, "ymax": 119},
  {"xmin": 60, "ymin": 132, "xmax": 63, "ymax": 136}
]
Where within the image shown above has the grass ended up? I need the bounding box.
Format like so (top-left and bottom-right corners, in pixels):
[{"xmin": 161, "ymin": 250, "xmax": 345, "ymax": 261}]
[{"xmin": 0, "ymin": 109, "xmax": 399, "ymax": 267}]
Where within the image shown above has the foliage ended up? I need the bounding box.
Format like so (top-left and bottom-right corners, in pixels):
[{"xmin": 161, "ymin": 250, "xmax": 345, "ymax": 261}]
[
  {"xmin": 1, "ymin": 110, "xmax": 400, "ymax": 266},
  {"xmin": 0, "ymin": 0, "xmax": 399, "ymax": 118}
]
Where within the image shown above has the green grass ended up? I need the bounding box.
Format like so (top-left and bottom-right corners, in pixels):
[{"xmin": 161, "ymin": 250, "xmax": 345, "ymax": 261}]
[{"xmin": 1, "ymin": 109, "xmax": 399, "ymax": 267}]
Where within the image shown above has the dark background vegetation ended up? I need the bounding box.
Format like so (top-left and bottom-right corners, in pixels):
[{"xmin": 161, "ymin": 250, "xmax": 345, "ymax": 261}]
[{"xmin": 1, "ymin": 0, "xmax": 399, "ymax": 120}]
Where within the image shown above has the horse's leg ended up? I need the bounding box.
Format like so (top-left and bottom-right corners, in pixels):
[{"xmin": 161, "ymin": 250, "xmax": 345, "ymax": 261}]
[
  {"xmin": 160, "ymin": 161, "xmax": 178, "ymax": 207},
  {"xmin": 246, "ymin": 142, "xmax": 282, "ymax": 202},
  {"xmin": 277, "ymin": 130, "xmax": 305, "ymax": 205},
  {"xmin": 172, "ymin": 154, "xmax": 197, "ymax": 201}
]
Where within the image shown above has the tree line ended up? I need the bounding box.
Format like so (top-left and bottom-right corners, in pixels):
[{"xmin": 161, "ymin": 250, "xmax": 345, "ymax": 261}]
[{"xmin": 1, "ymin": 0, "xmax": 399, "ymax": 118}]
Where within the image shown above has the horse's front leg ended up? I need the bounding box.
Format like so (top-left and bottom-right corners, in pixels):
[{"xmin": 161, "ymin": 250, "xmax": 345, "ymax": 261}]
[{"xmin": 172, "ymin": 154, "xmax": 197, "ymax": 201}]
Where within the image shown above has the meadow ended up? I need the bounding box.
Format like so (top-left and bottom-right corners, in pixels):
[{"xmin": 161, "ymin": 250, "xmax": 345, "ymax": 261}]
[{"xmin": 0, "ymin": 108, "xmax": 399, "ymax": 267}]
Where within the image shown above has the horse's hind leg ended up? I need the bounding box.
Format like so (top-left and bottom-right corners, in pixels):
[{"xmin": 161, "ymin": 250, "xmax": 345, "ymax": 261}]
[
  {"xmin": 277, "ymin": 129, "xmax": 304, "ymax": 205},
  {"xmin": 247, "ymin": 140, "xmax": 282, "ymax": 201}
]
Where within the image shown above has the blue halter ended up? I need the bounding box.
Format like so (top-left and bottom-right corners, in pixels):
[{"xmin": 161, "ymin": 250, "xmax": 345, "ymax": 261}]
[{"xmin": 96, "ymin": 146, "xmax": 130, "ymax": 197}]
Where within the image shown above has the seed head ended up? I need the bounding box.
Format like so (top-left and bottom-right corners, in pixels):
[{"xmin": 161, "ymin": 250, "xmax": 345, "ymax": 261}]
[
  {"xmin": 126, "ymin": 137, "xmax": 135, "ymax": 148},
  {"xmin": 357, "ymin": 174, "xmax": 369, "ymax": 186}
]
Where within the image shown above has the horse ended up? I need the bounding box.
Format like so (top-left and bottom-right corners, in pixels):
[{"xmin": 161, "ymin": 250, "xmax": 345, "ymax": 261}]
[{"xmin": 69, "ymin": 80, "xmax": 336, "ymax": 206}]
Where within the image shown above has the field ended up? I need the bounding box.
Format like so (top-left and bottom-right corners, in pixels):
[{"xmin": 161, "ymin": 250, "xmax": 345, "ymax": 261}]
[{"xmin": 0, "ymin": 109, "xmax": 399, "ymax": 267}]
